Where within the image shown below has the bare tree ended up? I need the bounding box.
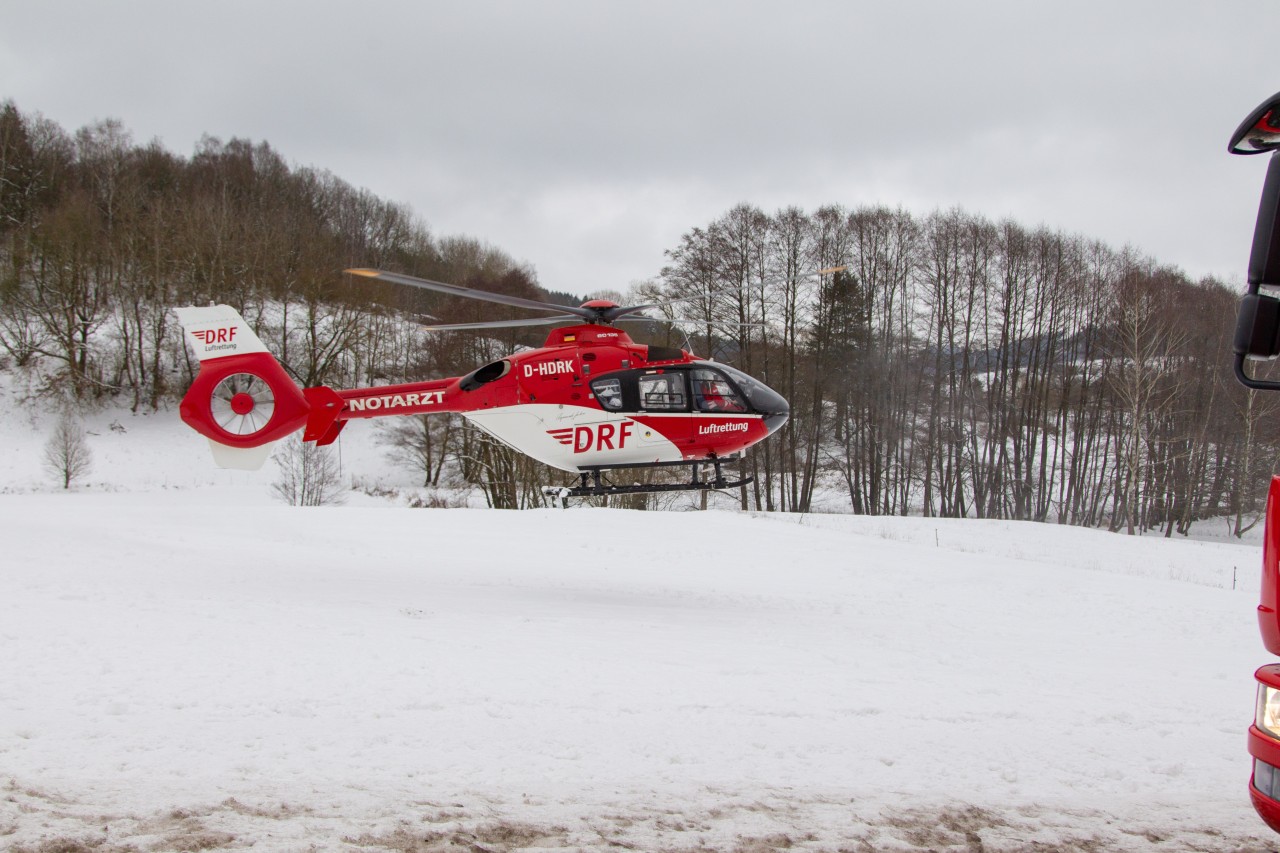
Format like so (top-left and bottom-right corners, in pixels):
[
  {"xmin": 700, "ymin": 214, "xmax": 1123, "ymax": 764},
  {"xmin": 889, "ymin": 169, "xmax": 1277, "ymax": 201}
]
[
  {"xmin": 272, "ymin": 436, "xmax": 345, "ymax": 506},
  {"xmin": 377, "ymin": 413, "xmax": 453, "ymax": 487},
  {"xmin": 43, "ymin": 413, "xmax": 92, "ymax": 489},
  {"xmin": 1107, "ymin": 263, "xmax": 1188, "ymax": 534},
  {"xmin": 0, "ymin": 299, "xmax": 48, "ymax": 366}
]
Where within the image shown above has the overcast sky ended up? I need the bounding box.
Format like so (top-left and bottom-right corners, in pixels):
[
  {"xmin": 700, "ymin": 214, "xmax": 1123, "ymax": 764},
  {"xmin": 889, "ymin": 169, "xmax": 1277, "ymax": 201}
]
[{"xmin": 2, "ymin": 1, "xmax": 1277, "ymax": 298}]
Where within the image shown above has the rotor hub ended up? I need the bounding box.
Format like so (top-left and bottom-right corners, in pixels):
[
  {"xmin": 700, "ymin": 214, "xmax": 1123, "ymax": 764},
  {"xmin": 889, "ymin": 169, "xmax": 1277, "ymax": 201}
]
[
  {"xmin": 229, "ymin": 392, "xmax": 256, "ymax": 415},
  {"xmin": 210, "ymin": 373, "xmax": 276, "ymax": 436}
]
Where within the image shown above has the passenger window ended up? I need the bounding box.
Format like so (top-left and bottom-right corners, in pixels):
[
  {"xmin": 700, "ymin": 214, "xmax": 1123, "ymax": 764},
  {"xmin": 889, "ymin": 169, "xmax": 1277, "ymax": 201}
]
[
  {"xmin": 638, "ymin": 372, "xmax": 686, "ymax": 410},
  {"xmin": 592, "ymin": 377, "xmax": 624, "ymax": 410},
  {"xmin": 692, "ymin": 369, "xmax": 747, "ymax": 413}
]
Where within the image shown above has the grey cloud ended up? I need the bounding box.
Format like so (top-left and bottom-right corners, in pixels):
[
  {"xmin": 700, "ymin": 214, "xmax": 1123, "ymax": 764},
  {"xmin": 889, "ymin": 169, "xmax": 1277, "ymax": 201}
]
[{"xmin": 1, "ymin": 0, "xmax": 1275, "ymax": 294}]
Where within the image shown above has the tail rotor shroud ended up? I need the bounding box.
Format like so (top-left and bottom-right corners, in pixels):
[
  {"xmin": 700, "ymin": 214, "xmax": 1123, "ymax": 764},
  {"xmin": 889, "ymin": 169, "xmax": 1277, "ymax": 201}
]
[
  {"xmin": 174, "ymin": 306, "xmax": 312, "ymax": 468},
  {"xmin": 210, "ymin": 373, "xmax": 277, "ymax": 437}
]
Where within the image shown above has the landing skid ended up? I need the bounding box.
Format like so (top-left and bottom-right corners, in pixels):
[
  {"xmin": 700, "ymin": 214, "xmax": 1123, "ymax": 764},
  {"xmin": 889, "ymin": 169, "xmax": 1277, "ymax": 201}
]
[{"xmin": 543, "ymin": 458, "xmax": 751, "ymax": 506}]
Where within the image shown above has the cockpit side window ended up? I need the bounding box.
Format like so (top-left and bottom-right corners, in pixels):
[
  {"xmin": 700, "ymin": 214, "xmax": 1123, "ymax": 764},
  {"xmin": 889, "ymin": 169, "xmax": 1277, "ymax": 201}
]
[
  {"xmin": 459, "ymin": 359, "xmax": 511, "ymax": 391},
  {"xmin": 638, "ymin": 372, "xmax": 687, "ymax": 411},
  {"xmin": 691, "ymin": 368, "xmax": 748, "ymax": 413},
  {"xmin": 591, "ymin": 377, "xmax": 624, "ymax": 410}
]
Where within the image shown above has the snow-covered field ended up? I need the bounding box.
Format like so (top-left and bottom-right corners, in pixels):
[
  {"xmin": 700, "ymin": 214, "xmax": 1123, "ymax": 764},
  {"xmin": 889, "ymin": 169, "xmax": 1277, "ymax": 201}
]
[{"xmin": 1, "ymin": 393, "xmax": 1278, "ymax": 851}]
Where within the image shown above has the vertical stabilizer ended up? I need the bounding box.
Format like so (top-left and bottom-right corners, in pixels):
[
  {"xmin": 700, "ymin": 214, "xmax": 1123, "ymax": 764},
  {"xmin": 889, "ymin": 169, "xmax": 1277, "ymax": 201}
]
[{"xmin": 173, "ymin": 305, "xmax": 270, "ymax": 362}]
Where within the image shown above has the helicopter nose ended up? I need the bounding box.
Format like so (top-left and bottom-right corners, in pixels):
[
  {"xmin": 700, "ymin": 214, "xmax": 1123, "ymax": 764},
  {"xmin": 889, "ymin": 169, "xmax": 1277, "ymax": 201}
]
[{"xmin": 763, "ymin": 398, "xmax": 790, "ymax": 435}]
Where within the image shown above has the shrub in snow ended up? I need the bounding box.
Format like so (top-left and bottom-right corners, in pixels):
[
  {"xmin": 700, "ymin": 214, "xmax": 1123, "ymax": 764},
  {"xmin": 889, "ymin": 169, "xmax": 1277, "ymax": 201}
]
[
  {"xmin": 272, "ymin": 436, "xmax": 345, "ymax": 506},
  {"xmin": 377, "ymin": 414, "xmax": 452, "ymax": 488},
  {"xmin": 43, "ymin": 414, "xmax": 93, "ymax": 490},
  {"xmin": 406, "ymin": 488, "xmax": 469, "ymax": 509}
]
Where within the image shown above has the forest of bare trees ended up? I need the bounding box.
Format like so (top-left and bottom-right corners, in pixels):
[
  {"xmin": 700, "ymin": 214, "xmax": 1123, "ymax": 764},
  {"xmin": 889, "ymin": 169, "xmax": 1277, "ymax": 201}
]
[
  {"xmin": 1, "ymin": 102, "xmax": 1276, "ymax": 532},
  {"xmin": 646, "ymin": 203, "xmax": 1279, "ymax": 535},
  {"xmin": 0, "ymin": 102, "xmax": 567, "ymax": 508}
]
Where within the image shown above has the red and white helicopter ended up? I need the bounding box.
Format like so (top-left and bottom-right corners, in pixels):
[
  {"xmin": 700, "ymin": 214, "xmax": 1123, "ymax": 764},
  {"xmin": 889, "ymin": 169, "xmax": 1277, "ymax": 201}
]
[{"xmin": 174, "ymin": 268, "xmax": 809, "ymax": 500}]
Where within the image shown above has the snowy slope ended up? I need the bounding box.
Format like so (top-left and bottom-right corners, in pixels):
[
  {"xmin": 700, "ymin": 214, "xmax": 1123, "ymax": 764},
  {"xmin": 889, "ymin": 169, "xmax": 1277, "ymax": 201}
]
[
  {"xmin": 0, "ymin": 380, "xmax": 1277, "ymax": 851},
  {"xmin": 0, "ymin": 488, "xmax": 1274, "ymax": 851}
]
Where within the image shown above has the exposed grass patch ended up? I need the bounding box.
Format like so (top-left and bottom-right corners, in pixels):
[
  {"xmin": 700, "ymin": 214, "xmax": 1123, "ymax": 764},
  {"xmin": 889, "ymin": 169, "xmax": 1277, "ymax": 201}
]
[
  {"xmin": 217, "ymin": 797, "xmax": 310, "ymax": 820},
  {"xmin": 345, "ymin": 820, "xmax": 568, "ymax": 851},
  {"xmin": 8, "ymin": 837, "xmax": 140, "ymax": 853}
]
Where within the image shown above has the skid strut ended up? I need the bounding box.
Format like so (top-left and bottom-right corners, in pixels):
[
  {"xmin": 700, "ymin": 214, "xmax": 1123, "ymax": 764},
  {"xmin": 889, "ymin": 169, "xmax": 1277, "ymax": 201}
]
[{"xmin": 543, "ymin": 458, "xmax": 751, "ymax": 503}]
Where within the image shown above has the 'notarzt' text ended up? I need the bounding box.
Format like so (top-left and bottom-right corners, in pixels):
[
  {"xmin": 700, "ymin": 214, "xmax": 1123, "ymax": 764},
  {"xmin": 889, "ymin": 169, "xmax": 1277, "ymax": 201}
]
[{"xmin": 348, "ymin": 390, "xmax": 445, "ymax": 412}]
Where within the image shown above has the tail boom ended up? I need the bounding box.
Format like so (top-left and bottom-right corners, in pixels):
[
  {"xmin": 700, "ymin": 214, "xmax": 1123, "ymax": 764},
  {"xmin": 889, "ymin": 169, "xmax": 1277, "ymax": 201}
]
[
  {"xmin": 175, "ymin": 305, "xmax": 465, "ymax": 466},
  {"xmin": 302, "ymin": 378, "xmax": 463, "ymax": 446}
]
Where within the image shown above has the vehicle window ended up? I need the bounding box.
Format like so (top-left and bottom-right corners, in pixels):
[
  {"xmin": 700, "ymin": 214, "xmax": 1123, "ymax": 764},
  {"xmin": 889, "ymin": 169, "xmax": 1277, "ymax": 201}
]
[
  {"xmin": 638, "ymin": 372, "xmax": 686, "ymax": 410},
  {"xmin": 592, "ymin": 377, "xmax": 624, "ymax": 410},
  {"xmin": 714, "ymin": 363, "xmax": 788, "ymax": 414},
  {"xmin": 691, "ymin": 368, "xmax": 747, "ymax": 413},
  {"xmin": 460, "ymin": 359, "xmax": 511, "ymax": 391}
]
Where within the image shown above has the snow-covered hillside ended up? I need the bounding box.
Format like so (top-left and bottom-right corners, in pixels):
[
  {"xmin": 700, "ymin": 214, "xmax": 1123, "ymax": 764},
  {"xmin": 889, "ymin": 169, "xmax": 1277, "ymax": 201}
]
[{"xmin": 0, "ymin": 394, "xmax": 1277, "ymax": 851}]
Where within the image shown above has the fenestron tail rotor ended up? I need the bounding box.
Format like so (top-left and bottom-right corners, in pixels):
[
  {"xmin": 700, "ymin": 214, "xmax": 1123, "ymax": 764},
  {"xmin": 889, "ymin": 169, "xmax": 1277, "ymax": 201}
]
[{"xmin": 210, "ymin": 373, "xmax": 276, "ymax": 436}]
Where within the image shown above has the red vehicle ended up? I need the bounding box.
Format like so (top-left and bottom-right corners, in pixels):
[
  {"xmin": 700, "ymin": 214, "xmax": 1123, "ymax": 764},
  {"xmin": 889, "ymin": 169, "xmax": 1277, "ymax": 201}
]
[
  {"xmin": 174, "ymin": 268, "xmax": 806, "ymax": 500},
  {"xmin": 1229, "ymin": 90, "xmax": 1280, "ymax": 831},
  {"xmin": 1250, "ymin": 480, "xmax": 1280, "ymax": 832}
]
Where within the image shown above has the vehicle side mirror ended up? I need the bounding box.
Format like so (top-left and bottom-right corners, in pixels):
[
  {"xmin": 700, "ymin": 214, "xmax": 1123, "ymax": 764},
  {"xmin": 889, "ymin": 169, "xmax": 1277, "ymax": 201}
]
[
  {"xmin": 1249, "ymin": 153, "xmax": 1280, "ymax": 287},
  {"xmin": 1236, "ymin": 292, "xmax": 1280, "ymax": 358},
  {"xmin": 1233, "ymin": 93, "xmax": 1280, "ymax": 389},
  {"xmin": 1230, "ymin": 92, "xmax": 1280, "ymax": 155},
  {"xmin": 1233, "ymin": 152, "xmax": 1280, "ymax": 388}
]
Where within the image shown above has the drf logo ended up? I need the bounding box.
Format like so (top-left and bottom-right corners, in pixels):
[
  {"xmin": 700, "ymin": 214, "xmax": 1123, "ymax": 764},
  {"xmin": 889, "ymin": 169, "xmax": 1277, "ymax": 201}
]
[
  {"xmin": 192, "ymin": 327, "xmax": 238, "ymax": 344},
  {"xmin": 548, "ymin": 421, "xmax": 634, "ymax": 453}
]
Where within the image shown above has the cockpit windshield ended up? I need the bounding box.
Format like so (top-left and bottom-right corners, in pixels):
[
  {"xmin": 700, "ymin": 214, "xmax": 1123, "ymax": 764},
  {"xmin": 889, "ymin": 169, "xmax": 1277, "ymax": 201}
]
[{"xmin": 711, "ymin": 363, "xmax": 789, "ymax": 416}]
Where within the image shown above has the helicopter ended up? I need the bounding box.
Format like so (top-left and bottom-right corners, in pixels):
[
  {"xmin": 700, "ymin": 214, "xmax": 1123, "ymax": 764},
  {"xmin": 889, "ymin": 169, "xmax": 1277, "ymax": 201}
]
[{"xmin": 174, "ymin": 267, "xmax": 827, "ymax": 500}]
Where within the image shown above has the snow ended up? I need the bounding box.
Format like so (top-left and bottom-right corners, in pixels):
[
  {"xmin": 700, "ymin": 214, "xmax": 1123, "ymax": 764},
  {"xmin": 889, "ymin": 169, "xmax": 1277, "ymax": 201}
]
[{"xmin": 1, "ymin": 390, "xmax": 1278, "ymax": 850}]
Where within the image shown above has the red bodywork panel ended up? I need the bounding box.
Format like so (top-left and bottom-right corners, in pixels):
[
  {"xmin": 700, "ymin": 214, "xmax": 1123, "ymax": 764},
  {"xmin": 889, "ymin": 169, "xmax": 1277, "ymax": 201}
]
[
  {"xmin": 1262, "ymin": 478, "xmax": 1280, "ymax": 655},
  {"xmin": 1253, "ymin": 484, "xmax": 1280, "ymax": 834},
  {"xmin": 1252, "ymin": 783, "xmax": 1280, "ymax": 836},
  {"xmin": 1250, "ymin": 667, "xmax": 1280, "ymax": 832},
  {"xmin": 631, "ymin": 413, "xmax": 769, "ymax": 459}
]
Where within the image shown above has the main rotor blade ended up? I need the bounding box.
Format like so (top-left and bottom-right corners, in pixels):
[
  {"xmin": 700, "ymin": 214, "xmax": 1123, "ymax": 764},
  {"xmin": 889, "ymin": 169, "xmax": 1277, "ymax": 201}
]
[
  {"xmin": 619, "ymin": 315, "xmax": 765, "ymax": 329},
  {"xmin": 757, "ymin": 263, "xmax": 847, "ymax": 288},
  {"xmin": 416, "ymin": 314, "xmax": 584, "ymax": 332},
  {"xmin": 601, "ymin": 303, "xmax": 659, "ymax": 322},
  {"xmin": 656, "ymin": 265, "xmax": 849, "ymax": 310},
  {"xmin": 348, "ymin": 268, "xmax": 593, "ymax": 319}
]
